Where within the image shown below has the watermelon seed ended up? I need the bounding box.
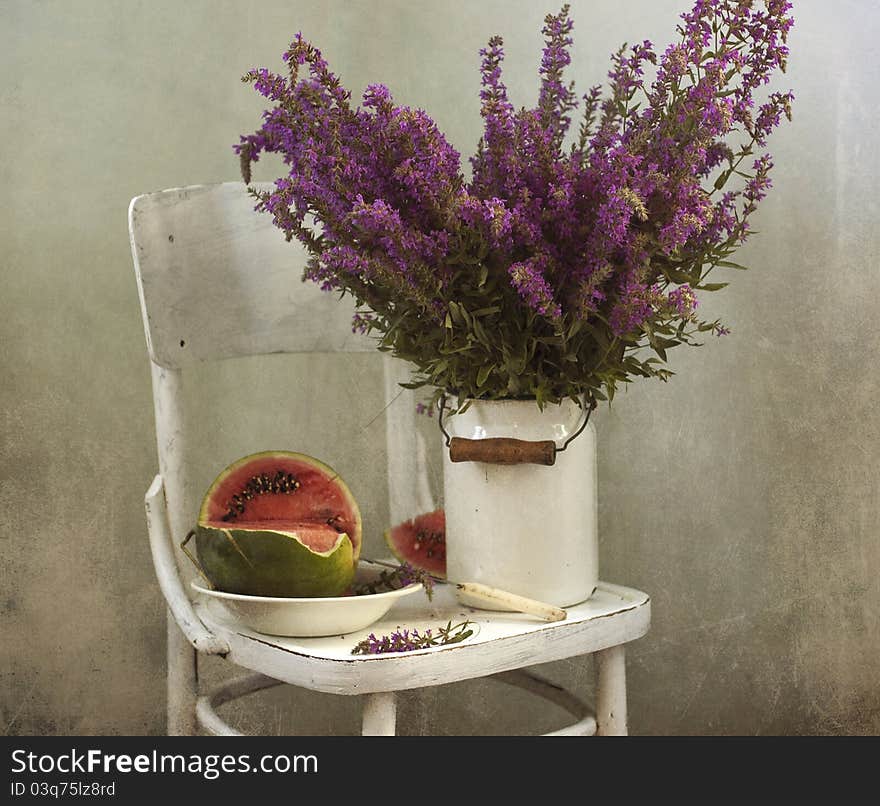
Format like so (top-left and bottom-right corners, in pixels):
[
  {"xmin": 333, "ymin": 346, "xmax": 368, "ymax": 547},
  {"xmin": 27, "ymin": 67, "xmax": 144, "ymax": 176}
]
[
  {"xmin": 326, "ymin": 514, "xmax": 346, "ymax": 533},
  {"xmin": 223, "ymin": 468, "xmax": 302, "ymax": 520}
]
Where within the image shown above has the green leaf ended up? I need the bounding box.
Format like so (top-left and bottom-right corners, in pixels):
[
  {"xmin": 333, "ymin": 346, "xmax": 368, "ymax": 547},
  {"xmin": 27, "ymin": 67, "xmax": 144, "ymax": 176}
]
[
  {"xmin": 716, "ymin": 260, "xmax": 750, "ymax": 271},
  {"xmin": 472, "ymin": 317, "xmax": 491, "ymax": 348},
  {"xmin": 697, "ymin": 282, "xmax": 729, "ymax": 291},
  {"xmin": 664, "ymin": 267, "xmax": 694, "ymax": 284},
  {"xmin": 476, "ymin": 364, "xmax": 492, "ymax": 388},
  {"xmin": 472, "ymin": 305, "xmax": 501, "ymax": 317},
  {"xmin": 567, "ymin": 318, "xmax": 584, "ymax": 340},
  {"xmin": 713, "ymin": 170, "xmax": 731, "ymax": 190}
]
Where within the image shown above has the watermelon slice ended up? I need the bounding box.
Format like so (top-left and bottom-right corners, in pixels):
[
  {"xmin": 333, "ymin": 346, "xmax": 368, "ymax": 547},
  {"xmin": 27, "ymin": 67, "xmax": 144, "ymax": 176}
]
[
  {"xmin": 193, "ymin": 451, "xmax": 362, "ymax": 597},
  {"xmin": 384, "ymin": 509, "xmax": 446, "ymax": 579}
]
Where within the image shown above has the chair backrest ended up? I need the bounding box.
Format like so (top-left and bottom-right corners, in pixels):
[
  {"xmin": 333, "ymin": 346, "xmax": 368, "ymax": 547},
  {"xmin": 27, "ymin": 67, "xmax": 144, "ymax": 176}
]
[
  {"xmin": 129, "ymin": 182, "xmax": 435, "ymax": 572},
  {"xmin": 129, "ymin": 182, "xmax": 374, "ymax": 368}
]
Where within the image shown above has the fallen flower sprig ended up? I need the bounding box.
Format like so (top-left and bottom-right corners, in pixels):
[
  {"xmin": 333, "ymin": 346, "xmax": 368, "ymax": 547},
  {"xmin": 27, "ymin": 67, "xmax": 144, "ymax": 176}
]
[
  {"xmin": 351, "ymin": 620, "xmax": 474, "ymax": 655},
  {"xmin": 352, "ymin": 561, "xmax": 436, "ymax": 601}
]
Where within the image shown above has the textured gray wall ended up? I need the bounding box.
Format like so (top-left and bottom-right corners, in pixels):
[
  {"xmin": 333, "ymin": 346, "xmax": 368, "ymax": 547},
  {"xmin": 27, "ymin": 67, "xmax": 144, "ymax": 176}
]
[{"xmin": 2, "ymin": 0, "xmax": 877, "ymax": 735}]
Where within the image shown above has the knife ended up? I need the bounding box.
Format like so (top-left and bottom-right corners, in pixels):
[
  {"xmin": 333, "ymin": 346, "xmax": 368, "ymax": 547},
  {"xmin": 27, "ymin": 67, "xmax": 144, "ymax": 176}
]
[{"xmin": 363, "ymin": 558, "xmax": 568, "ymax": 623}]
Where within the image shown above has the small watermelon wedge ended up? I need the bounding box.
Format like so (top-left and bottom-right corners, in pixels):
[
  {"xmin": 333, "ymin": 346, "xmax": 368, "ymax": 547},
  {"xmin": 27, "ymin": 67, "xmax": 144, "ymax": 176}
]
[{"xmin": 384, "ymin": 509, "xmax": 446, "ymax": 579}]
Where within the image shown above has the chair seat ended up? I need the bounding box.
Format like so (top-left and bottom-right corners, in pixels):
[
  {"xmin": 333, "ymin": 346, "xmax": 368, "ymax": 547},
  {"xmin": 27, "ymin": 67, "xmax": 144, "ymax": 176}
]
[{"xmin": 192, "ymin": 581, "xmax": 650, "ymax": 695}]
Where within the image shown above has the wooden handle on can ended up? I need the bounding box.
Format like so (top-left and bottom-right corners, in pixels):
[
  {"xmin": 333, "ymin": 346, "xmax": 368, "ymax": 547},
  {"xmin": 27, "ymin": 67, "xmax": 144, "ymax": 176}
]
[{"xmin": 448, "ymin": 437, "xmax": 557, "ymax": 466}]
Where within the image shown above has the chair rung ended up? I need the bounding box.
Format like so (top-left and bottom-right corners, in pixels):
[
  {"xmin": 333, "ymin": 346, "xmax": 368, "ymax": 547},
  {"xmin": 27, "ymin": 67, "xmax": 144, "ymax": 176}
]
[
  {"xmin": 196, "ymin": 673, "xmax": 285, "ymax": 736},
  {"xmin": 489, "ymin": 669, "xmax": 597, "ymax": 736},
  {"xmin": 198, "ymin": 669, "xmax": 597, "ymax": 736}
]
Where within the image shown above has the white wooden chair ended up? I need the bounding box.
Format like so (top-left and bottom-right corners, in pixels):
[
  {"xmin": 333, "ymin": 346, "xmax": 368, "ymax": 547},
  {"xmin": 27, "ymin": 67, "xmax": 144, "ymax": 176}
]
[{"xmin": 129, "ymin": 182, "xmax": 650, "ymax": 736}]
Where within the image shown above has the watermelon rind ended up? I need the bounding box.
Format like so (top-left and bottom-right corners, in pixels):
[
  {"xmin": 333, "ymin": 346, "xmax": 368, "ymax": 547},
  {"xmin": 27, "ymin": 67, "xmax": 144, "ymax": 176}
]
[{"xmin": 195, "ymin": 524, "xmax": 355, "ymax": 597}]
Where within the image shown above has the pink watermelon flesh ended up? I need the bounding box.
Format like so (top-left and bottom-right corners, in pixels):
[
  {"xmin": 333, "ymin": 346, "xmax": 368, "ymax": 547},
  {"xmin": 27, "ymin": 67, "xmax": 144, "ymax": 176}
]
[
  {"xmin": 385, "ymin": 509, "xmax": 446, "ymax": 578},
  {"xmin": 198, "ymin": 451, "xmax": 362, "ymax": 560},
  {"xmin": 200, "ymin": 519, "xmax": 346, "ymax": 553}
]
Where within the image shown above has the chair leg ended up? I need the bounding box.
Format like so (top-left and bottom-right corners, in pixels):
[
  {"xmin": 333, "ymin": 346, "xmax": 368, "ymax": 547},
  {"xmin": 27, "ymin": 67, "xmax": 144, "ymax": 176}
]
[
  {"xmin": 166, "ymin": 609, "xmax": 198, "ymax": 736},
  {"xmin": 595, "ymin": 645, "xmax": 627, "ymax": 736},
  {"xmin": 361, "ymin": 692, "xmax": 397, "ymax": 736}
]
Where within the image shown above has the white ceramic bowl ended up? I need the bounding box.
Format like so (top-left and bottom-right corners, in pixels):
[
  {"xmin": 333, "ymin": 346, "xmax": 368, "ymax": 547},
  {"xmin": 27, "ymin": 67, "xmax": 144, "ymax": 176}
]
[{"xmin": 191, "ymin": 562, "xmax": 423, "ymax": 638}]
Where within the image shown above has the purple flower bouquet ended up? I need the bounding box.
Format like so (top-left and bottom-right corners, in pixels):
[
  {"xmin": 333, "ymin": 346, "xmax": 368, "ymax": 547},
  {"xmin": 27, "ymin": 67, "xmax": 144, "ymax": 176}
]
[{"xmin": 236, "ymin": 1, "xmax": 793, "ymax": 411}]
